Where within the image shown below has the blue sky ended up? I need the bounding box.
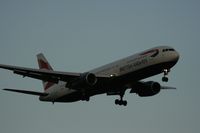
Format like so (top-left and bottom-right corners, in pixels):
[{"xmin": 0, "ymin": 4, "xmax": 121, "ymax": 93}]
[{"xmin": 0, "ymin": 0, "xmax": 199, "ymax": 133}]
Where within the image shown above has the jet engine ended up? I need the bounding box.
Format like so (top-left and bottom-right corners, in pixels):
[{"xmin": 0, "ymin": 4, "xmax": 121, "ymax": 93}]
[
  {"xmin": 132, "ymin": 81, "xmax": 161, "ymax": 97},
  {"xmin": 70, "ymin": 72, "xmax": 97, "ymax": 89}
]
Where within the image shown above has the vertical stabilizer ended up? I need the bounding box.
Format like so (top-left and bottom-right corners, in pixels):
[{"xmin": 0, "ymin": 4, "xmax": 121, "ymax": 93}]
[{"xmin": 37, "ymin": 53, "xmax": 54, "ymax": 91}]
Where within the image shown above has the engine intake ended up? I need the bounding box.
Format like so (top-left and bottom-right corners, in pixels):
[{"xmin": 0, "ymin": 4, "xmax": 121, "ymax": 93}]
[
  {"xmin": 70, "ymin": 72, "xmax": 97, "ymax": 89},
  {"xmin": 81, "ymin": 72, "xmax": 97, "ymax": 86}
]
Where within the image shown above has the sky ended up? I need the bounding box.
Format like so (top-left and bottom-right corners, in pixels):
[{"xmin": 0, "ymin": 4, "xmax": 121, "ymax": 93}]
[{"xmin": 0, "ymin": 0, "xmax": 199, "ymax": 133}]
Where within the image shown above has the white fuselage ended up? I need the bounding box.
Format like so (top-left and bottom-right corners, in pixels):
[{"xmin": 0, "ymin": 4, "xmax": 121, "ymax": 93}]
[{"xmin": 40, "ymin": 46, "xmax": 179, "ymax": 102}]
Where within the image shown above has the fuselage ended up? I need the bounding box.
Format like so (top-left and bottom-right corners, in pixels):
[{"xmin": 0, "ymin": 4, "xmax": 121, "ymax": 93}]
[{"xmin": 39, "ymin": 46, "xmax": 179, "ymax": 102}]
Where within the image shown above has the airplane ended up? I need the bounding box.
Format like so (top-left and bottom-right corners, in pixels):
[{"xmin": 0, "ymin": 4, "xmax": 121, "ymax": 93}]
[{"xmin": 0, "ymin": 46, "xmax": 179, "ymax": 106}]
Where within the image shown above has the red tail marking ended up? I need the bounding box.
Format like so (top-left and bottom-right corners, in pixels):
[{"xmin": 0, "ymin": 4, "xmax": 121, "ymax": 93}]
[{"xmin": 38, "ymin": 59, "xmax": 51, "ymax": 70}]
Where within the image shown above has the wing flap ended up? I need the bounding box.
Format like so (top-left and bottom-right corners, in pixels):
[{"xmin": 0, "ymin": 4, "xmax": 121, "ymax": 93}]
[{"xmin": 3, "ymin": 88, "xmax": 48, "ymax": 96}]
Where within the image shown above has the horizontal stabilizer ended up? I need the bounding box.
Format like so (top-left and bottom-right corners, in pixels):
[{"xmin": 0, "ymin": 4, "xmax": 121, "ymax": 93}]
[{"xmin": 3, "ymin": 88, "xmax": 48, "ymax": 96}]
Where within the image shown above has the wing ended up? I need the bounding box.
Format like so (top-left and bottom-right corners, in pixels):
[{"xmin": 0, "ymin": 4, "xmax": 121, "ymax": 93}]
[
  {"xmin": 0, "ymin": 64, "xmax": 82, "ymax": 83},
  {"xmin": 3, "ymin": 88, "xmax": 48, "ymax": 96},
  {"xmin": 0, "ymin": 64, "xmax": 109, "ymax": 84}
]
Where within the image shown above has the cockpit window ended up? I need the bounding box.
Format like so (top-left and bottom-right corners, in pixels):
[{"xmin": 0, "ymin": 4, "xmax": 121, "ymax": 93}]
[{"xmin": 162, "ymin": 48, "xmax": 175, "ymax": 52}]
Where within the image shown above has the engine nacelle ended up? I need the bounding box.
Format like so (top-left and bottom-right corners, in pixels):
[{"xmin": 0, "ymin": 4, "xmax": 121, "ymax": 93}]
[
  {"xmin": 71, "ymin": 72, "xmax": 97, "ymax": 89},
  {"xmin": 81, "ymin": 72, "xmax": 97, "ymax": 86},
  {"xmin": 136, "ymin": 81, "xmax": 161, "ymax": 97}
]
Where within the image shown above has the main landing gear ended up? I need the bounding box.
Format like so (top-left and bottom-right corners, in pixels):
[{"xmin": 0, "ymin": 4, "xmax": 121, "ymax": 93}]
[
  {"xmin": 115, "ymin": 91, "xmax": 127, "ymax": 106},
  {"xmin": 162, "ymin": 69, "xmax": 170, "ymax": 82}
]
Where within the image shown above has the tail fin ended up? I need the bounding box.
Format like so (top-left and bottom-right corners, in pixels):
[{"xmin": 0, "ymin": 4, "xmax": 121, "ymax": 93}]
[{"xmin": 37, "ymin": 53, "xmax": 54, "ymax": 91}]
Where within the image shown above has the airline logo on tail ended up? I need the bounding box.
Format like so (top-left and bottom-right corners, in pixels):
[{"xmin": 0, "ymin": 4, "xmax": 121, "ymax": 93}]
[
  {"xmin": 37, "ymin": 53, "xmax": 54, "ymax": 91},
  {"xmin": 38, "ymin": 59, "xmax": 53, "ymax": 70}
]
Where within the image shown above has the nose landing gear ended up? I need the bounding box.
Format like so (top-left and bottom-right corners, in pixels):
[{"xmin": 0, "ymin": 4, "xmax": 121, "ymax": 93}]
[{"xmin": 162, "ymin": 69, "xmax": 170, "ymax": 82}]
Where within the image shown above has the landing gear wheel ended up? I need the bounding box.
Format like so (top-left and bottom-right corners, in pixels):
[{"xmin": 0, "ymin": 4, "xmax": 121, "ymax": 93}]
[
  {"xmin": 114, "ymin": 89, "xmax": 128, "ymax": 106},
  {"xmin": 122, "ymin": 100, "xmax": 127, "ymax": 106},
  {"xmin": 162, "ymin": 77, "xmax": 168, "ymax": 82},
  {"xmin": 119, "ymin": 101, "xmax": 123, "ymax": 106},
  {"xmin": 115, "ymin": 99, "xmax": 120, "ymax": 105},
  {"xmin": 115, "ymin": 99, "xmax": 127, "ymax": 106}
]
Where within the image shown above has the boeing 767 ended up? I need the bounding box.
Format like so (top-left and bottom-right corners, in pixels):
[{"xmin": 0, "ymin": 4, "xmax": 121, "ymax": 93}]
[{"xmin": 1, "ymin": 46, "xmax": 179, "ymax": 106}]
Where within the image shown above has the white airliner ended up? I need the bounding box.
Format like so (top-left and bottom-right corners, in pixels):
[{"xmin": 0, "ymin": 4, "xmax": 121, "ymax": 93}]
[{"xmin": 1, "ymin": 46, "xmax": 179, "ymax": 106}]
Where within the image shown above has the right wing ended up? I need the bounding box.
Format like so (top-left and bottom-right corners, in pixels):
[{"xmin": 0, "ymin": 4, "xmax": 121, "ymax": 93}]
[
  {"xmin": 0, "ymin": 64, "xmax": 110, "ymax": 84},
  {"xmin": 3, "ymin": 88, "xmax": 48, "ymax": 96}
]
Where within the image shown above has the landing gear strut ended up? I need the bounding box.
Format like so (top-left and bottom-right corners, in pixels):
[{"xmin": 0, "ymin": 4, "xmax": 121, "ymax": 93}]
[
  {"xmin": 162, "ymin": 69, "xmax": 170, "ymax": 82},
  {"xmin": 115, "ymin": 91, "xmax": 127, "ymax": 106}
]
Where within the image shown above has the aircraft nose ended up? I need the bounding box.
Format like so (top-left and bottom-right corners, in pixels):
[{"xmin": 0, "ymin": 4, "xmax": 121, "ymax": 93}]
[
  {"xmin": 173, "ymin": 51, "xmax": 180, "ymax": 62},
  {"xmin": 175, "ymin": 51, "xmax": 179, "ymax": 60}
]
